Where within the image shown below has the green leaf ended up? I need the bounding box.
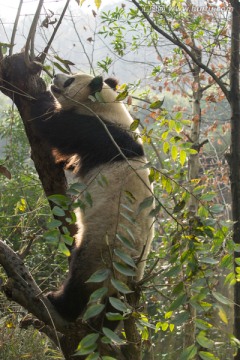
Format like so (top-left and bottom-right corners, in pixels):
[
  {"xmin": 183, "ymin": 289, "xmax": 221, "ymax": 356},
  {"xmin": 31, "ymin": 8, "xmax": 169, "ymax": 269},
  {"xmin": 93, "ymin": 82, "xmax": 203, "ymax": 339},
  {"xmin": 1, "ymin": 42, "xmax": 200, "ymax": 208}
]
[
  {"xmin": 149, "ymin": 99, "xmax": 164, "ymax": 109},
  {"xmin": 165, "ymin": 265, "xmax": 181, "ymax": 277},
  {"xmin": 173, "ymin": 200, "xmax": 186, "ymax": 213},
  {"xmin": 110, "ymin": 279, "xmax": 133, "ymax": 294},
  {"xmin": 61, "ymin": 234, "xmax": 74, "ymax": 246},
  {"xmin": 86, "ymin": 269, "xmax": 111, "ymax": 283},
  {"xmin": 200, "ymin": 192, "xmax": 216, "ymax": 201},
  {"xmin": 212, "ymin": 291, "xmax": 232, "ymax": 306},
  {"xmin": 75, "ymin": 333, "xmax": 99, "ymax": 356},
  {"xmin": 88, "ymin": 287, "xmax": 108, "ymax": 303},
  {"xmin": 83, "ymin": 304, "xmax": 105, "ymax": 321},
  {"xmin": 109, "ymin": 297, "xmax": 129, "ymax": 313},
  {"xmin": 116, "ymin": 233, "xmax": 135, "ymax": 250},
  {"xmin": 68, "ymin": 182, "xmax": 87, "ymax": 194},
  {"xmin": 54, "ymin": 55, "xmax": 75, "ymax": 66},
  {"xmin": 102, "ymin": 327, "xmax": 125, "ymax": 345},
  {"xmin": 180, "ymin": 149, "xmax": 187, "ymax": 166},
  {"xmin": 130, "ymin": 119, "xmax": 140, "ymax": 131},
  {"xmin": 114, "ymin": 249, "xmax": 136, "ymax": 268},
  {"xmin": 46, "ymin": 219, "xmax": 62, "ymax": 229},
  {"xmin": 85, "ymin": 191, "xmax": 93, "ymax": 207},
  {"xmin": 168, "ymin": 293, "xmax": 187, "ymax": 311},
  {"xmin": 115, "ymin": 90, "xmax": 128, "ymax": 101},
  {"xmin": 195, "ymin": 318, "xmax": 213, "ymax": 330},
  {"xmin": 44, "ymin": 229, "xmax": 60, "ymax": 243},
  {"xmin": 161, "ymin": 130, "xmax": 169, "ymax": 140},
  {"xmin": 85, "ymin": 353, "xmax": 100, "ymax": 360},
  {"xmin": 113, "ymin": 262, "xmax": 136, "ymax": 276},
  {"xmin": 77, "ymin": 333, "xmax": 99, "ymax": 350},
  {"xmin": 48, "ymin": 194, "xmax": 71, "ymax": 206},
  {"xmin": 171, "ymin": 145, "xmax": 178, "ymax": 161},
  {"xmin": 172, "ymin": 311, "xmax": 190, "ymax": 325},
  {"xmin": 179, "ymin": 345, "xmax": 197, "ymax": 360},
  {"xmin": 94, "ymin": 0, "xmax": 101, "ymax": 8},
  {"xmin": 102, "ymin": 357, "xmax": 117, "ymax": 360},
  {"xmin": 58, "ymin": 242, "xmax": 71, "ymax": 257},
  {"xmin": 138, "ymin": 196, "xmax": 154, "ymax": 214},
  {"xmin": 106, "ymin": 312, "xmax": 125, "ymax": 321},
  {"xmin": 199, "ymin": 351, "xmax": 220, "ymax": 360},
  {"xmin": 218, "ymin": 306, "xmax": 228, "ymax": 324},
  {"xmin": 52, "ymin": 206, "xmax": 65, "ymax": 217},
  {"xmin": 209, "ymin": 204, "xmax": 224, "ymax": 214},
  {"xmin": 163, "ymin": 141, "xmax": 169, "ymax": 154},
  {"xmin": 199, "ymin": 257, "xmax": 218, "ymax": 265},
  {"xmin": 196, "ymin": 332, "xmax": 214, "ymax": 349},
  {"xmin": 53, "ymin": 62, "xmax": 69, "ymax": 74}
]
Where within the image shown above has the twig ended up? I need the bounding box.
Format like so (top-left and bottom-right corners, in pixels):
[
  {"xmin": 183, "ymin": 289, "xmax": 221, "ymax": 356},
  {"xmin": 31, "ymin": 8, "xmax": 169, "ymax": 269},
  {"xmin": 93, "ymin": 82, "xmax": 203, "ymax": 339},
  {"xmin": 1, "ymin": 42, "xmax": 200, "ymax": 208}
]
[
  {"xmin": 131, "ymin": 0, "xmax": 230, "ymax": 101},
  {"xmin": 25, "ymin": 0, "xmax": 44, "ymax": 68},
  {"xmin": 69, "ymin": 8, "xmax": 95, "ymax": 75},
  {"xmin": 0, "ymin": 239, "xmax": 67, "ymax": 331},
  {"xmin": 10, "ymin": 0, "xmax": 23, "ymax": 56},
  {"xmin": 39, "ymin": 0, "xmax": 71, "ymax": 64}
]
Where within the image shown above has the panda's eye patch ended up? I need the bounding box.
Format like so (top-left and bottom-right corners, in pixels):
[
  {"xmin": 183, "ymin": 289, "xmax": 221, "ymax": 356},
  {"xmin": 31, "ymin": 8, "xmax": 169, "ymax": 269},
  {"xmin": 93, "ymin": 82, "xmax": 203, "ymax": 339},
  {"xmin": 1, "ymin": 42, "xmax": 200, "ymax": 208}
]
[{"xmin": 63, "ymin": 78, "xmax": 75, "ymax": 88}]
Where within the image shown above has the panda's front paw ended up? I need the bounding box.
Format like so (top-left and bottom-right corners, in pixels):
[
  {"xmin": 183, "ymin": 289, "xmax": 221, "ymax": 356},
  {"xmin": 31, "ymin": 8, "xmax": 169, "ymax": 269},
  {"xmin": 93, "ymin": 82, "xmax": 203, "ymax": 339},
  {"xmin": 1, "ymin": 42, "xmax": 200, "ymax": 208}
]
[{"xmin": 46, "ymin": 290, "xmax": 79, "ymax": 322}]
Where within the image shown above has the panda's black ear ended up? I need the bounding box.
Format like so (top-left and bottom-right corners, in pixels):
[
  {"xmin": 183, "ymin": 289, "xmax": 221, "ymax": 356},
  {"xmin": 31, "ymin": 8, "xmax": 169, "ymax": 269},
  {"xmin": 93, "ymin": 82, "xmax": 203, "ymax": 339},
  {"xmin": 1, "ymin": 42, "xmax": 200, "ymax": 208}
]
[
  {"xmin": 105, "ymin": 77, "xmax": 118, "ymax": 91},
  {"xmin": 89, "ymin": 76, "xmax": 103, "ymax": 94}
]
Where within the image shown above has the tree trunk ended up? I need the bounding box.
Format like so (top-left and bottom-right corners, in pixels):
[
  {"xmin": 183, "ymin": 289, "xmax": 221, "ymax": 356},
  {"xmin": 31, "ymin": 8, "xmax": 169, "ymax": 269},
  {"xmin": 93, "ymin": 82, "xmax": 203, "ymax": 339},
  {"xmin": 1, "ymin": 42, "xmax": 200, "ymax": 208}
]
[
  {"xmin": 229, "ymin": 2, "xmax": 240, "ymax": 359},
  {"xmin": 0, "ymin": 53, "xmax": 77, "ymax": 239},
  {"xmin": 184, "ymin": 47, "xmax": 202, "ymax": 357}
]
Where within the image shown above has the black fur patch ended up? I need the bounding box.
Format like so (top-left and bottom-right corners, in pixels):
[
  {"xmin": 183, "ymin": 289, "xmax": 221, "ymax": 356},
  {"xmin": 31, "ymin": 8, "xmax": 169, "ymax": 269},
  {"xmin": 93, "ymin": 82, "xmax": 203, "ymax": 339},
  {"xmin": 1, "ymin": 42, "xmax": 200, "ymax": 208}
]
[
  {"xmin": 31, "ymin": 92, "xmax": 144, "ymax": 177},
  {"xmin": 105, "ymin": 77, "xmax": 118, "ymax": 90}
]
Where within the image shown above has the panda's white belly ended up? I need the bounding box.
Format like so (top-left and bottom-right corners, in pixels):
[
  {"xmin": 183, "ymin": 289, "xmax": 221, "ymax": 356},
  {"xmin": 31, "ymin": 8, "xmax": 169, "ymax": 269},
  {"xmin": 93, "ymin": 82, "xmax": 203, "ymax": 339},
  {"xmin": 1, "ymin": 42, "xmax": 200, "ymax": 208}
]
[{"xmin": 66, "ymin": 159, "xmax": 154, "ymax": 283}]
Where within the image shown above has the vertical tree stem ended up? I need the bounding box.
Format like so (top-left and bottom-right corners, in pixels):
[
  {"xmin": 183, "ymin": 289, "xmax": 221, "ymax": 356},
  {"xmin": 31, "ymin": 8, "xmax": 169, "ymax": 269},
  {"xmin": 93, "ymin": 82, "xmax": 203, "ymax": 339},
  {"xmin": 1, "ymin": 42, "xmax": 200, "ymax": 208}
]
[{"xmin": 230, "ymin": 2, "xmax": 240, "ymax": 359}]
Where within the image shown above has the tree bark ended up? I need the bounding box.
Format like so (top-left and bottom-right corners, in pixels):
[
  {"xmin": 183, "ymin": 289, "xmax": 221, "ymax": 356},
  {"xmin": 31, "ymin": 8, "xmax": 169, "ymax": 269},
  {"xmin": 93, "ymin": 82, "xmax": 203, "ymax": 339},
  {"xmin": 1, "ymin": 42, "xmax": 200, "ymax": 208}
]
[
  {"xmin": 0, "ymin": 52, "xmax": 77, "ymax": 239},
  {"xmin": 229, "ymin": 2, "xmax": 240, "ymax": 359}
]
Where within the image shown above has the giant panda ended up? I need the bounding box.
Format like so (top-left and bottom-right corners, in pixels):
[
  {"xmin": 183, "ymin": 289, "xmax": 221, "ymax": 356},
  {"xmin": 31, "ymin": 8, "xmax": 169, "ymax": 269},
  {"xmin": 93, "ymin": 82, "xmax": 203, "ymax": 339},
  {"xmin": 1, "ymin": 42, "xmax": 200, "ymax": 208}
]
[{"xmin": 31, "ymin": 72, "xmax": 154, "ymax": 327}]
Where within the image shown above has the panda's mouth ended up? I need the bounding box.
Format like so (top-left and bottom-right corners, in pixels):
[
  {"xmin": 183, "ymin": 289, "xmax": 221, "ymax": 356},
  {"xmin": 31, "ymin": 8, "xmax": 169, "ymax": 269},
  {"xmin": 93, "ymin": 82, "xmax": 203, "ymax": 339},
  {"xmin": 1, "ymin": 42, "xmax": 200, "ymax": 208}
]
[{"xmin": 51, "ymin": 85, "xmax": 62, "ymax": 94}]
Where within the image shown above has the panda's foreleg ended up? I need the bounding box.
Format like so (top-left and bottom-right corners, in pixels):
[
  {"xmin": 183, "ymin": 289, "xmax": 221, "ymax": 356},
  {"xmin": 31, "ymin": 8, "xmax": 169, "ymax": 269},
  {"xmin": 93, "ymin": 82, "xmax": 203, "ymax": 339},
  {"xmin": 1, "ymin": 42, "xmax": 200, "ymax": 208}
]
[
  {"xmin": 47, "ymin": 243, "xmax": 121, "ymax": 330},
  {"xmin": 47, "ymin": 243, "xmax": 94, "ymax": 322}
]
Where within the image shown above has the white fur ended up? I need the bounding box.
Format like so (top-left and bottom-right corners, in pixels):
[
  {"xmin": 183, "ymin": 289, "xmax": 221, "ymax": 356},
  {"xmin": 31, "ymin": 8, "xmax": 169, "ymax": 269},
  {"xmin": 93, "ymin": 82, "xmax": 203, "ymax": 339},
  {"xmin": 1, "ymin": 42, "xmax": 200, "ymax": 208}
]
[
  {"xmin": 54, "ymin": 72, "xmax": 154, "ymax": 294},
  {"xmin": 52, "ymin": 73, "xmax": 133, "ymax": 129}
]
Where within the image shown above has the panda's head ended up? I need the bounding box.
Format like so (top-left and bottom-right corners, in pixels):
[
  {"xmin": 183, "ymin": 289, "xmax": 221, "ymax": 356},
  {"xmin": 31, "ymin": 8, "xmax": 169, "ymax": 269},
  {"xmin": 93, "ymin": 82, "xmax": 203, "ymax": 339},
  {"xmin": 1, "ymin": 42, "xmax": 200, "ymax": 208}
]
[{"xmin": 51, "ymin": 73, "xmax": 118, "ymax": 110}]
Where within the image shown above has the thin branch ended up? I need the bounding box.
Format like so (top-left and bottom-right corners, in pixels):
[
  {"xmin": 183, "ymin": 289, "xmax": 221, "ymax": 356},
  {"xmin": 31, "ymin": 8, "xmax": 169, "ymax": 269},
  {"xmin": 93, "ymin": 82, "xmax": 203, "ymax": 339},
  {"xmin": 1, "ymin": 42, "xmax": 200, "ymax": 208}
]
[
  {"xmin": 25, "ymin": 0, "xmax": 44, "ymax": 67},
  {"xmin": 9, "ymin": 0, "xmax": 23, "ymax": 56},
  {"xmin": 0, "ymin": 239, "xmax": 67, "ymax": 331},
  {"xmin": 201, "ymin": 70, "xmax": 229, "ymax": 93},
  {"xmin": 39, "ymin": 0, "xmax": 71, "ymax": 64},
  {"xmin": 131, "ymin": 0, "xmax": 230, "ymax": 101},
  {"xmin": 69, "ymin": 8, "xmax": 95, "ymax": 75}
]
